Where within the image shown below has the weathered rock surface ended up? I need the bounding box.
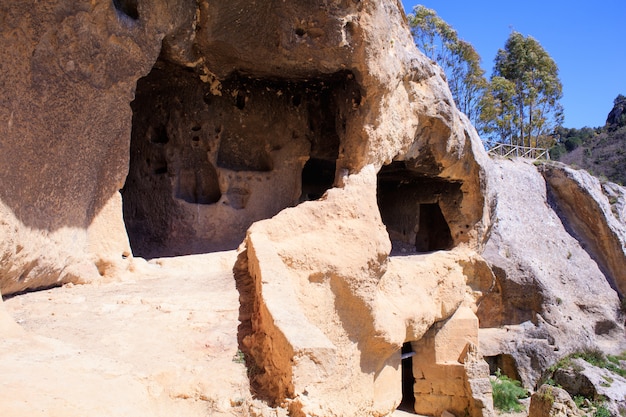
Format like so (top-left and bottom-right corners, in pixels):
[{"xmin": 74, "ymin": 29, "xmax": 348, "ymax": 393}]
[
  {"xmin": 478, "ymin": 158, "xmax": 625, "ymax": 388},
  {"xmin": 1, "ymin": 1, "xmax": 626, "ymax": 417},
  {"xmin": 528, "ymin": 385, "xmax": 583, "ymax": 417},
  {"xmin": 552, "ymin": 358, "xmax": 626, "ymax": 416},
  {"xmin": 0, "ymin": 0, "xmax": 198, "ymax": 293},
  {"xmin": 235, "ymin": 163, "xmax": 493, "ymax": 416},
  {"xmin": 540, "ymin": 162, "xmax": 626, "ymax": 296},
  {"xmin": 1, "ymin": 252, "xmax": 251, "ymax": 417}
]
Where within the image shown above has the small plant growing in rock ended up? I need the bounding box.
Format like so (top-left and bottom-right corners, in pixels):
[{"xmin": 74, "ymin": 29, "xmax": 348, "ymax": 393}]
[
  {"xmin": 232, "ymin": 349, "xmax": 245, "ymax": 364},
  {"xmin": 573, "ymin": 348, "xmax": 606, "ymax": 367},
  {"xmin": 600, "ymin": 374, "xmax": 614, "ymax": 387},
  {"xmin": 595, "ymin": 405, "xmax": 611, "ymax": 417},
  {"xmin": 573, "ymin": 395, "xmax": 586, "ymax": 408},
  {"xmin": 573, "ymin": 392, "xmax": 613, "ymax": 417},
  {"xmin": 571, "ymin": 348, "xmax": 626, "ymax": 378},
  {"xmin": 545, "ymin": 377, "xmax": 560, "ymax": 388},
  {"xmin": 491, "ymin": 369, "xmax": 528, "ymax": 412},
  {"xmin": 538, "ymin": 387, "xmax": 555, "ymax": 405}
]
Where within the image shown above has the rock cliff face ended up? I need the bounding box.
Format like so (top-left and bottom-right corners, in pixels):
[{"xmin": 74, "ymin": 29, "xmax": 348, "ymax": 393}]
[
  {"xmin": 479, "ymin": 159, "xmax": 625, "ymax": 388},
  {"xmin": 0, "ymin": 1, "xmax": 625, "ymax": 417}
]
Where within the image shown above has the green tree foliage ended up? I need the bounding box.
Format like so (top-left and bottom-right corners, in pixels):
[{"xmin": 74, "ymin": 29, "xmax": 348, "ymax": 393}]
[
  {"xmin": 407, "ymin": 5, "xmax": 487, "ymax": 126},
  {"xmin": 550, "ymin": 95, "xmax": 626, "ymax": 185},
  {"xmin": 549, "ymin": 126, "xmax": 596, "ymax": 159},
  {"xmin": 481, "ymin": 32, "xmax": 564, "ymax": 148},
  {"xmin": 478, "ymin": 76, "xmax": 517, "ymax": 147}
]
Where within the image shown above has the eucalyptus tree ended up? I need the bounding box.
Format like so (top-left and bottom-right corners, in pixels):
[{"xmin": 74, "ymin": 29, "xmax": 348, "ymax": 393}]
[
  {"xmin": 407, "ymin": 5, "xmax": 487, "ymax": 126},
  {"xmin": 478, "ymin": 76, "xmax": 517, "ymax": 147},
  {"xmin": 485, "ymin": 31, "xmax": 564, "ymax": 148}
]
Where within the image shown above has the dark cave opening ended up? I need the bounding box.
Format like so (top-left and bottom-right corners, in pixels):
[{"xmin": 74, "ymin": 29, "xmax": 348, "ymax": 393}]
[
  {"xmin": 377, "ymin": 161, "xmax": 461, "ymax": 255},
  {"xmin": 122, "ymin": 58, "xmax": 355, "ymax": 258},
  {"xmin": 399, "ymin": 341, "xmax": 417, "ymax": 413},
  {"xmin": 414, "ymin": 203, "xmax": 454, "ymax": 252},
  {"xmin": 300, "ymin": 158, "xmax": 336, "ymax": 201},
  {"xmin": 113, "ymin": 0, "xmax": 139, "ymax": 20},
  {"xmin": 485, "ymin": 354, "xmax": 521, "ymax": 381}
]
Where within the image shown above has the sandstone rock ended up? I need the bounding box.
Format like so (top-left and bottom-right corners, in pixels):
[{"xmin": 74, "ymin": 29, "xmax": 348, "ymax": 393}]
[
  {"xmin": 0, "ymin": 0, "xmax": 195, "ymax": 293},
  {"xmin": 1, "ymin": 1, "xmax": 494, "ymax": 415},
  {"xmin": 528, "ymin": 385, "xmax": 583, "ymax": 417},
  {"xmin": 1, "ymin": 0, "xmax": 625, "ymax": 416},
  {"xmin": 479, "ymin": 159, "xmax": 624, "ymax": 387},
  {"xmin": 1, "ymin": 0, "xmax": 486, "ymax": 295},
  {"xmin": 1, "ymin": 251, "xmax": 251, "ymax": 417},
  {"xmin": 602, "ymin": 181, "xmax": 626, "ymax": 224},
  {"xmin": 411, "ymin": 308, "xmax": 494, "ymax": 417},
  {"xmin": 235, "ymin": 164, "xmax": 494, "ymax": 416}
]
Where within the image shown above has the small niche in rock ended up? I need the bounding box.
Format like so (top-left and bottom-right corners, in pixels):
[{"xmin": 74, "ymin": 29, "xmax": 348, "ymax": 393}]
[
  {"xmin": 377, "ymin": 161, "xmax": 461, "ymax": 255},
  {"xmin": 485, "ymin": 354, "xmax": 521, "ymax": 382},
  {"xmin": 112, "ymin": 0, "xmax": 139, "ymax": 20},
  {"xmin": 175, "ymin": 162, "xmax": 221, "ymax": 205},
  {"xmin": 414, "ymin": 203, "xmax": 453, "ymax": 252},
  {"xmin": 300, "ymin": 158, "xmax": 336, "ymax": 201},
  {"xmin": 398, "ymin": 341, "xmax": 417, "ymax": 413}
]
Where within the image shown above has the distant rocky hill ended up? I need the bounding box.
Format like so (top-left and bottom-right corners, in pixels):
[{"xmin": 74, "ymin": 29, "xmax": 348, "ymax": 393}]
[
  {"xmin": 1, "ymin": 2, "xmax": 626, "ymax": 417},
  {"xmin": 553, "ymin": 95, "xmax": 626, "ymax": 185}
]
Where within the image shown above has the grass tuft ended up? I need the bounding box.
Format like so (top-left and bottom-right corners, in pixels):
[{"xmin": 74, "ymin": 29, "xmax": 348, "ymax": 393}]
[{"xmin": 491, "ymin": 369, "xmax": 528, "ymax": 412}]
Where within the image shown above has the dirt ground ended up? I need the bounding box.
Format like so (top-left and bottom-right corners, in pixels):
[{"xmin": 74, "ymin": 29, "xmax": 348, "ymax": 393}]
[
  {"xmin": 0, "ymin": 251, "xmax": 253, "ymax": 417},
  {"xmin": 1, "ymin": 249, "xmax": 531, "ymax": 417}
]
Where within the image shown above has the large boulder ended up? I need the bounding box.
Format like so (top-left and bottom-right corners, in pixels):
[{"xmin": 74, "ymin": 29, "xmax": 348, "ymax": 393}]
[
  {"xmin": 1, "ymin": 1, "xmax": 625, "ymax": 417},
  {"xmin": 478, "ymin": 159, "xmax": 625, "ymax": 388},
  {"xmin": 552, "ymin": 358, "xmax": 626, "ymax": 416},
  {"xmin": 528, "ymin": 385, "xmax": 583, "ymax": 417}
]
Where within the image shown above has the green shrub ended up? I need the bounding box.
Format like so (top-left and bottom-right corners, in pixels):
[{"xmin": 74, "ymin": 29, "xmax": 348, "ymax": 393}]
[
  {"xmin": 491, "ymin": 370, "xmax": 528, "ymax": 412},
  {"xmin": 568, "ymin": 349, "xmax": 626, "ymax": 378},
  {"xmin": 573, "ymin": 348, "xmax": 606, "ymax": 367},
  {"xmin": 595, "ymin": 405, "xmax": 611, "ymax": 417},
  {"xmin": 573, "ymin": 395, "xmax": 586, "ymax": 408}
]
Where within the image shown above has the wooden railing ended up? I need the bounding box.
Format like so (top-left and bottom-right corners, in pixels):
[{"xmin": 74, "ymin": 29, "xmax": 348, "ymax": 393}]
[{"xmin": 486, "ymin": 142, "xmax": 550, "ymax": 161}]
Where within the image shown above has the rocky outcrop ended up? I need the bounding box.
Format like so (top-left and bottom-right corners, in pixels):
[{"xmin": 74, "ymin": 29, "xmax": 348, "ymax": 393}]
[
  {"xmin": 551, "ymin": 358, "xmax": 626, "ymax": 416},
  {"xmin": 0, "ymin": 0, "xmax": 195, "ymax": 293},
  {"xmin": 478, "ymin": 159, "xmax": 625, "ymax": 388},
  {"xmin": 0, "ymin": 0, "xmax": 486, "ymax": 293},
  {"xmin": 1, "ymin": 0, "xmax": 493, "ymax": 415},
  {"xmin": 1, "ymin": 1, "xmax": 626, "ymax": 417},
  {"xmin": 540, "ymin": 162, "xmax": 626, "ymax": 296},
  {"xmin": 235, "ymin": 163, "xmax": 493, "ymax": 415},
  {"xmin": 528, "ymin": 385, "xmax": 583, "ymax": 417}
]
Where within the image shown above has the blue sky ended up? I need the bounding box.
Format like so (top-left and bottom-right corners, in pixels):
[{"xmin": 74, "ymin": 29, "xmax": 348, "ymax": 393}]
[{"xmin": 400, "ymin": 1, "xmax": 626, "ymax": 128}]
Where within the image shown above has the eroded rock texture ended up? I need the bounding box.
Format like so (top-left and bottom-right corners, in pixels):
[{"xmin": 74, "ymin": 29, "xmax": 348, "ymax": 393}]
[
  {"xmin": 479, "ymin": 159, "xmax": 625, "ymax": 388},
  {"xmin": 1, "ymin": 1, "xmax": 625, "ymax": 417},
  {"xmin": 0, "ymin": 0, "xmax": 196, "ymax": 293}
]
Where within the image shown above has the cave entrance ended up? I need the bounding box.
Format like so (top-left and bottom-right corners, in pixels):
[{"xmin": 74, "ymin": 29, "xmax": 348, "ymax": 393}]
[
  {"xmin": 415, "ymin": 203, "xmax": 453, "ymax": 252},
  {"xmin": 485, "ymin": 354, "xmax": 521, "ymax": 381},
  {"xmin": 398, "ymin": 341, "xmax": 417, "ymax": 413},
  {"xmin": 122, "ymin": 58, "xmax": 354, "ymax": 258},
  {"xmin": 377, "ymin": 161, "xmax": 462, "ymax": 255},
  {"xmin": 300, "ymin": 158, "xmax": 336, "ymax": 201}
]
